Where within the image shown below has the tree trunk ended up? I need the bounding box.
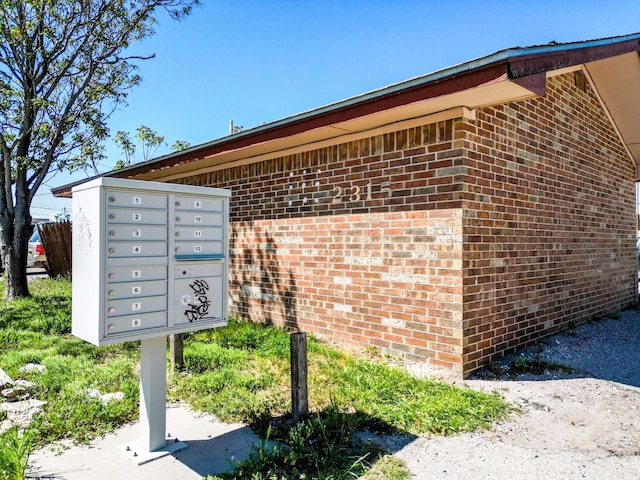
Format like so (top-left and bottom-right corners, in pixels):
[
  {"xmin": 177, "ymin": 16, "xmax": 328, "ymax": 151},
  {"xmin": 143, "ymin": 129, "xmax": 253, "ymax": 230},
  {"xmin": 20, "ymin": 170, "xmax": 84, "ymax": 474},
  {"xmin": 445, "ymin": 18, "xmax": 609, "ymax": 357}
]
[
  {"xmin": 1, "ymin": 209, "xmax": 31, "ymax": 299},
  {"xmin": 4, "ymin": 245, "xmax": 29, "ymax": 299}
]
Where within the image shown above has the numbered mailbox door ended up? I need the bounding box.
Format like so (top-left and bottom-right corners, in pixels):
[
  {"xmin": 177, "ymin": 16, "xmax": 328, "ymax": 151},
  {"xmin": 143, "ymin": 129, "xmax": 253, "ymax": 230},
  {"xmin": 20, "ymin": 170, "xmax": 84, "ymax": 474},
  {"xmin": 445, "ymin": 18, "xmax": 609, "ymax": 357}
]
[{"xmin": 173, "ymin": 263, "xmax": 226, "ymax": 326}]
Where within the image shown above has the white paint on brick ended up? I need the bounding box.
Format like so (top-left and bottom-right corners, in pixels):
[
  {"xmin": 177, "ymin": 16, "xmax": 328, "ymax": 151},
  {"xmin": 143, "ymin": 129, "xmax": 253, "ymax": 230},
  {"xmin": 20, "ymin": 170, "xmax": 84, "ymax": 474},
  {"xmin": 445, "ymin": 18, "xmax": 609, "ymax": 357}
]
[
  {"xmin": 303, "ymin": 249, "xmax": 318, "ymax": 256},
  {"xmin": 411, "ymin": 250, "xmax": 437, "ymax": 259},
  {"xmin": 277, "ymin": 236, "xmax": 303, "ymax": 244},
  {"xmin": 239, "ymin": 285, "xmax": 276, "ymax": 302},
  {"xmin": 491, "ymin": 258, "xmax": 504, "ymax": 267},
  {"xmin": 241, "ymin": 285, "xmax": 262, "ymax": 299},
  {"xmin": 434, "ymin": 226, "xmax": 453, "ymax": 235},
  {"xmin": 345, "ymin": 256, "xmax": 383, "ymax": 266},
  {"xmin": 334, "ymin": 276, "xmax": 352, "ymax": 285},
  {"xmin": 382, "ymin": 317, "xmax": 406, "ymax": 328},
  {"xmin": 436, "ymin": 235, "xmax": 462, "ymax": 244},
  {"xmin": 258, "ymin": 242, "xmax": 276, "ymax": 251},
  {"xmin": 382, "ymin": 273, "xmax": 431, "ymax": 284},
  {"xmin": 334, "ymin": 304, "xmax": 352, "ymax": 313}
]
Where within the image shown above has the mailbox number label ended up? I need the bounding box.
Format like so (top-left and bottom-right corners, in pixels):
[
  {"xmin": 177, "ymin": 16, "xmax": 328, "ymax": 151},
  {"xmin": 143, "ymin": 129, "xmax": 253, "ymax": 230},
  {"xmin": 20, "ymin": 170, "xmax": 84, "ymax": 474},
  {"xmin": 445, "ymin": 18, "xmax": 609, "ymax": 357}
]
[
  {"xmin": 194, "ymin": 200, "xmax": 202, "ymax": 208},
  {"xmin": 132, "ymin": 212, "xmax": 141, "ymax": 221},
  {"xmin": 132, "ymin": 270, "xmax": 141, "ymax": 278},
  {"xmin": 132, "ymin": 286, "xmax": 141, "ymax": 295},
  {"xmin": 132, "ymin": 229, "xmax": 141, "ymax": 238},
  {"xmin": 132, "ymin": 245, "xmax": 142, "ymax": 254},
  {"xmin": 194, "ymin": 215, "xmax": 202, "ymax": 223},
  {"xmin": 132, "ymin": 302, "xmax": 141, "ymax": 311},
  {"xmin": 133, "ymin": 196, "xmax": 142, "ymax": 205},
  {"xmin": 194, "ymin": 245, "xmax": 202, "ymax": 253},
  {"xmin": 194, "ymin": 230, "xmax": 202, "ymax": 238}
]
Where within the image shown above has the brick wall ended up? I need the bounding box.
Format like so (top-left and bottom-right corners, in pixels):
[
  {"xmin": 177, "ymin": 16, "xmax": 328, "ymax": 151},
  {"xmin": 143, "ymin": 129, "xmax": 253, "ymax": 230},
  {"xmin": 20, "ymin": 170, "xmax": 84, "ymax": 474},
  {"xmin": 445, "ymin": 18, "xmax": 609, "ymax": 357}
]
[
  {"xmin": 460, "ymin": 72, "xmax": 637, "ymax": 372},
  {"xmin": 228, "ymin": 210, "xmax": 463, "ymax": 369},
  {"xmin": 178, "ymin": 70, "xmax": 637, "ymax": 376},
  {"xmin": 180, "ymin": 118, "xmax": 470, "ymax": 371}
]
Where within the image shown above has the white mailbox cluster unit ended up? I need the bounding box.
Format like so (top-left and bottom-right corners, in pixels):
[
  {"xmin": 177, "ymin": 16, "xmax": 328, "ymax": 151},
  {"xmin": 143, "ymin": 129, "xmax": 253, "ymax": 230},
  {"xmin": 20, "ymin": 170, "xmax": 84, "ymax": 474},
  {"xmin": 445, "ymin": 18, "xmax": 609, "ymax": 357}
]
[
  {"xmin": 71, "ymin": 177, "xmax": 230, "ymax": 459},
  {"xmin": 71, "ymin": 177, "xmax": 230, "ymax": 346}
]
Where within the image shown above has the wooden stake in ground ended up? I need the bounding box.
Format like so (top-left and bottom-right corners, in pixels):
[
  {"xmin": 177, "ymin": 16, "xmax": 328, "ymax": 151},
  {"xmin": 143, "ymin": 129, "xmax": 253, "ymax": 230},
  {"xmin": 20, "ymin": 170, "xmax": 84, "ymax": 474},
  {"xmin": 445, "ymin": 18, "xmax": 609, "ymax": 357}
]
[
  {"xmin": 169, "ymin": 333, "xmax": 184, "ymax": 370},
  {"xmin": 290, "ymin": 332, "xmax": 309, "ymax": 422}
]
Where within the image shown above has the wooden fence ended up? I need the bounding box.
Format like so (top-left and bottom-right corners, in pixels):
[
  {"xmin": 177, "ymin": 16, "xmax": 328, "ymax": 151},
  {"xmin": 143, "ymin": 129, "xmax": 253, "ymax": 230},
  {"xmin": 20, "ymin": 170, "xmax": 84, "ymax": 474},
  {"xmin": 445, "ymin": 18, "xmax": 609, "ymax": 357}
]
[{"xmin": 38, "ymin": 221, "xmax": 72, "ymax": 279}]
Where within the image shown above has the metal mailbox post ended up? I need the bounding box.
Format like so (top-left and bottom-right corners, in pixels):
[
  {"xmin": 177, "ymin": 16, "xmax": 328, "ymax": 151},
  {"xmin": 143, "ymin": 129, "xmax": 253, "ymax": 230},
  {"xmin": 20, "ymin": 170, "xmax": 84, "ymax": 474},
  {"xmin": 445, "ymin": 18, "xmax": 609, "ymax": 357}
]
[{"xmin": 71, "ymin": 177, "xmax": 230, "ymax": 461}]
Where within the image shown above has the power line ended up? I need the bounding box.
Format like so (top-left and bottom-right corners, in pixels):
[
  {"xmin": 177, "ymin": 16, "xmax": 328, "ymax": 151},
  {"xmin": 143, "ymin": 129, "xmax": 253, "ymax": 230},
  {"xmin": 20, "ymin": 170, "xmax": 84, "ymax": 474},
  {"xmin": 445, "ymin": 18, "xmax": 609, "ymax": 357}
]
[{"xmin": 31, "ymin": 204, "xmax": 71, "ymax": 211}]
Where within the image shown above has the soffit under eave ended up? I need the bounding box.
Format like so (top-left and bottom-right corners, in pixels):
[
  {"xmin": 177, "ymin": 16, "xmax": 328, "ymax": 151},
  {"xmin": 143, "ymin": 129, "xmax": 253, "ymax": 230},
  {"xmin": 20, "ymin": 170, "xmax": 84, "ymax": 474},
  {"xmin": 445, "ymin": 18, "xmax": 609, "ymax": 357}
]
[
  {"xmin": 583, "ymin": 51, "xmax": 640, "ymax": 178},
  {"xmin": 134, "ymin": 79, "xmax": 538, "ymax": 183}
]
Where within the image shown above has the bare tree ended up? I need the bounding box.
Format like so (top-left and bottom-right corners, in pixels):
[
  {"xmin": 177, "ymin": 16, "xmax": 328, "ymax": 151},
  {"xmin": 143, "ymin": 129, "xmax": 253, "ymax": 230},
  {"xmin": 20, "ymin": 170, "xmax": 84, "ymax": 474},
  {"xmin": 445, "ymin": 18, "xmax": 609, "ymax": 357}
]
[{"xmin": 0, "ymin": 0, "xmax": 199, "ymax": 298}]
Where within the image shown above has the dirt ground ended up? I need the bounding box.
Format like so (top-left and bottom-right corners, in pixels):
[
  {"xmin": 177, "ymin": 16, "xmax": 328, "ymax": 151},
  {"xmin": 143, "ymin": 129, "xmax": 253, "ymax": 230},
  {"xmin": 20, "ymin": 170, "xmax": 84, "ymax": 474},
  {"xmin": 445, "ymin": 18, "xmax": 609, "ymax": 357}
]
[{"xmin": 374, "ymin": 310, "xmax": 640, "ymax": 479}]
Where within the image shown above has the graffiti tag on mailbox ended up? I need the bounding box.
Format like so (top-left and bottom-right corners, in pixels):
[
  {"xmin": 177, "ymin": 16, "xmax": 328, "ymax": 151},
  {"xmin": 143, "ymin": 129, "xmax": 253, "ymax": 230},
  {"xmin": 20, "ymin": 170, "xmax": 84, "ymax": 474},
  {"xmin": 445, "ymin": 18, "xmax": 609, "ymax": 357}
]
[{"xmin": 184, "ymin": 279, "xmax": 211, "ymax": 322}]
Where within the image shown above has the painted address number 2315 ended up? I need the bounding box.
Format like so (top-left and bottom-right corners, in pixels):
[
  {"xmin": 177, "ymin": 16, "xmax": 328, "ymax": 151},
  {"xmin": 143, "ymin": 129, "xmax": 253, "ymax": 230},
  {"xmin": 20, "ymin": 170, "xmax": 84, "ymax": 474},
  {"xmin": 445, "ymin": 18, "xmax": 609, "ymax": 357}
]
[{"xmin": 331, "ymin": 181, "xmax": 393, "ymax": 204}]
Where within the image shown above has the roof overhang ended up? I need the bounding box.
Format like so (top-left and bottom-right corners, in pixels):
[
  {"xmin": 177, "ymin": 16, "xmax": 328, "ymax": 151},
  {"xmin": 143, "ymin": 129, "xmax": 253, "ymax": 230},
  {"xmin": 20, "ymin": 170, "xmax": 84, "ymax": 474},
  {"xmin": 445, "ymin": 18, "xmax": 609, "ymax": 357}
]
[
  {"xmin": 584, "ymin": 51, "xmax": 640, "ymax": 167},
  {"xmin": 53, "ymin": 32, "xmax": 640, "ymax": 197}
]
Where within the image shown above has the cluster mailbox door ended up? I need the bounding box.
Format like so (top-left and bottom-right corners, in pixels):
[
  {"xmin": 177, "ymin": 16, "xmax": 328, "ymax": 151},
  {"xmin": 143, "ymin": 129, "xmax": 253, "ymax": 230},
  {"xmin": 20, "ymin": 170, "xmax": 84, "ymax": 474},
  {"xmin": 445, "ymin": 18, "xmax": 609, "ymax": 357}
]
[{"xmin": 72, "ymin": 178, "xmax": 230, "ymax": 346}]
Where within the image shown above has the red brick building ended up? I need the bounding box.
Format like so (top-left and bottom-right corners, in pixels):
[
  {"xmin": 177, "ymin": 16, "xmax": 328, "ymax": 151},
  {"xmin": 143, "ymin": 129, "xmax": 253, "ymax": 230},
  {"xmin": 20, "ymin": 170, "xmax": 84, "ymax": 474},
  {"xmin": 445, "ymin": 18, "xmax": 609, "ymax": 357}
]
[{"xmin": 56, "ymin": 33, "xmax": 640, "ymax": 376}]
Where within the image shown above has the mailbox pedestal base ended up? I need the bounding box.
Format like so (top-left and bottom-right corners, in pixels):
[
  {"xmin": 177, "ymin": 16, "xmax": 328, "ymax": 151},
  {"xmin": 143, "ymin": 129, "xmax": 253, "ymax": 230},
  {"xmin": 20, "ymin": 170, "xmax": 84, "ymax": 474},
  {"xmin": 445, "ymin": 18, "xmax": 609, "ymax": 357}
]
[
  {"xmin": 119, "ymin": 336, "xmax": 188, "ymax": 464},
  {"xmin": 118, "ymin": 438, "xmax": 188, "ymax": 466}
]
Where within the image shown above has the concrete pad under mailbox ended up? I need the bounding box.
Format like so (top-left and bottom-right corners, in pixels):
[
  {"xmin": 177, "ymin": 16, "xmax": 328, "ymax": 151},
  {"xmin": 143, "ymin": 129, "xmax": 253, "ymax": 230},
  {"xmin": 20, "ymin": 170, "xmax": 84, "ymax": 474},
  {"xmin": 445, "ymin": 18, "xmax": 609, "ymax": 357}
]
[{"xmin": 28, "ymin": 404, "xmax": 260, "ymax": 480}]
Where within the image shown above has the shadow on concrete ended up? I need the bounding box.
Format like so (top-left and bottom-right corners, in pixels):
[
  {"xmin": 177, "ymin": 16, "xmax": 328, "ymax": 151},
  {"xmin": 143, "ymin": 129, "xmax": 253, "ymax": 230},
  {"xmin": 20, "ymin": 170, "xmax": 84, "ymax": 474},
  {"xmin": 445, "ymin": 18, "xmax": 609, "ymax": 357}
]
[
  {"xmin": 169, "ymin": 426, "xmax": 259, "ymax": 477},
  {"xmin": 173, "ymin": 411, "xmax": 419, "ymax": 478}
]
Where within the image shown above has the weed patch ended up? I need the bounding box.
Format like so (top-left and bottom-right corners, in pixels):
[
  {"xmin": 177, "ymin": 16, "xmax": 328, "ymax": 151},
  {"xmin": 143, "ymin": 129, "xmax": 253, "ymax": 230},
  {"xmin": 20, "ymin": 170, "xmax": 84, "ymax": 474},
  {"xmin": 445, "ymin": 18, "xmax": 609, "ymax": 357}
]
[
  {"xmin": 508, "ymin": 356, "xmax": 573, "ymax": 376},
  {"xmin": 207, "ymin": 410, "xmax": 388, "ymax": 480},
  {"xmin": 0, "ymin": 426, "xmax": 35, "ymax": 480},
  {"xmin": 505, "ymin": 343, "xmax": 573, "ymax": 377}
]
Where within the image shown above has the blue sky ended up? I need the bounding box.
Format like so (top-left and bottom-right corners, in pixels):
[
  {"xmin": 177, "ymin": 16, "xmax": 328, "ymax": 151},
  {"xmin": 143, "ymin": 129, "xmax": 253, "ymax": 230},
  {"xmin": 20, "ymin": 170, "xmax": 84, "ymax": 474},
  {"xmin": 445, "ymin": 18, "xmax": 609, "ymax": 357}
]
[{"xmin": 35, "ymin": 0, "xmax": 640, "ymax": 218}]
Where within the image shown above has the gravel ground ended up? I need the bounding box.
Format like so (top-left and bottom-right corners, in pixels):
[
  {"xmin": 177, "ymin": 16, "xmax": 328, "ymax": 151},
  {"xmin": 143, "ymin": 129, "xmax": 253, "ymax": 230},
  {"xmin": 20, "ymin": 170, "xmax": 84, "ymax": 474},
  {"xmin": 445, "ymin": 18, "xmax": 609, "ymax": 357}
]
[{"xmin": 373, "ymin": 309, "xmax": 640, "ymax": 479}]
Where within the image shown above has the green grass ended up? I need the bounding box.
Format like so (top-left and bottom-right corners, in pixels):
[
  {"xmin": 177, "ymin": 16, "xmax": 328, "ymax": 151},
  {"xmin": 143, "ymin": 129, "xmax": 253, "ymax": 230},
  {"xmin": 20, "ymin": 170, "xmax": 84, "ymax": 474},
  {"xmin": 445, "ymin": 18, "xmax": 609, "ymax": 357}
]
[
  {"xmin": 361, "ymin": 455, "xmax": 412, "ymax": 480},
  {"xmin": 0, "ymin": 426, "xmax": 35, "ymax": 480},
  {"xmin": 0, "ymin": 278, "xmax": 510, "ymax": 480},
  {"xmin": 0, "ymin": 279, "xmax": 140, "ymax": 447},
  {"xmin": 174, "ymin": 321, "xmax": 507, "ymax": 436}
]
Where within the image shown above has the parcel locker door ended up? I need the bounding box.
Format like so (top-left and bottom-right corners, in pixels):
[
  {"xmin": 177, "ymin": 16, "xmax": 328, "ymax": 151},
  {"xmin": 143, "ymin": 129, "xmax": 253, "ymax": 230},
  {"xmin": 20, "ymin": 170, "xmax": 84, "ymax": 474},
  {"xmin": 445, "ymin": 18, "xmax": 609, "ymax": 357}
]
[{"xmin": 173, "ymin": 263, "xmax": 225, "ymax": 326}]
